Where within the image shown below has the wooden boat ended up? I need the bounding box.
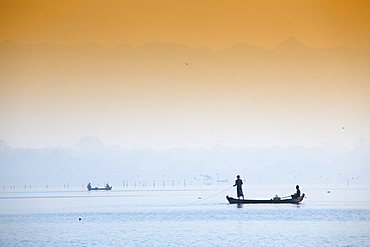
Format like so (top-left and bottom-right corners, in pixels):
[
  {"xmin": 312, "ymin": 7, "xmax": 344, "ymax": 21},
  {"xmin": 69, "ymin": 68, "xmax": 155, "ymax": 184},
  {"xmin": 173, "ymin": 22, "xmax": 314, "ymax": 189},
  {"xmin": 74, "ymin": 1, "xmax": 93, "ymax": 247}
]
[
  {"xmin": 226, "ymin": 193, "xmax": 305, "ymax": 204},
  {"xmin": 87, "ymin": 183, "xmax": 112, "ymax": 191}
]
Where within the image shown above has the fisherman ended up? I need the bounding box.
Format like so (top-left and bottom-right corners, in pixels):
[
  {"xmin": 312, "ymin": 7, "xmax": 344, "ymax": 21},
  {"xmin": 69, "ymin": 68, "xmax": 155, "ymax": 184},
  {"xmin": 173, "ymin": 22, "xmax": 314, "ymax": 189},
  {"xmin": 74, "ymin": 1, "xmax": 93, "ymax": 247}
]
[
  {"xmin": 233, "ymin": 175, "xmax": 244, "ymax": 199},
  {"xmin": 291, "ymin": 185, "xmax": 301, "ymax": 199}
]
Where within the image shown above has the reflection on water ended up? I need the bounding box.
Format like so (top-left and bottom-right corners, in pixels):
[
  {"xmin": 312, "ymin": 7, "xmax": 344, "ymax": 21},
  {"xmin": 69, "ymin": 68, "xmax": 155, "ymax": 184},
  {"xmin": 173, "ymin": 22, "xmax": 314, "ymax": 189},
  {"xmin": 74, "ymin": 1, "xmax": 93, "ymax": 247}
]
[{"xmin": 0, "ymin": 185, "xmax": 370, "ymax": 246}]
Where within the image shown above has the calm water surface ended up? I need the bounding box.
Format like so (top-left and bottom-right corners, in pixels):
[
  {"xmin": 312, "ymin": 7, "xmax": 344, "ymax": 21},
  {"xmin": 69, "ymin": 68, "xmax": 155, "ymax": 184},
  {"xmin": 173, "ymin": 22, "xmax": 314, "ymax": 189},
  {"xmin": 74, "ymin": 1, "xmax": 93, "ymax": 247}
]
[{"xmin": 1, "ymin": 185, "xmax": 370, "ymax": 246}]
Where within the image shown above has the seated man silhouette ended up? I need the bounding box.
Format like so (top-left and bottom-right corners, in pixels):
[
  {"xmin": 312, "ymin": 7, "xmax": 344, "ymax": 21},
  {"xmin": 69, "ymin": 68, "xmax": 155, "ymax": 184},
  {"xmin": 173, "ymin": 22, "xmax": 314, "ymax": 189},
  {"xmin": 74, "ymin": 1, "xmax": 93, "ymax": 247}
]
[{"xmin": 291, "ymin": 185, "xmax": 301, "ymax": 199}]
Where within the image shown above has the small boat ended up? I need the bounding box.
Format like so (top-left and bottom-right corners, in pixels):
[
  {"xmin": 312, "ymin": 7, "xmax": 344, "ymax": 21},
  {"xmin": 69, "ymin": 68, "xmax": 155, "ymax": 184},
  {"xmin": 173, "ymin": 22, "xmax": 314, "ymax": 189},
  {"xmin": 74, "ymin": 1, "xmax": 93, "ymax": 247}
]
[
  {"xmin": 87, "ymin": 183, "xmax": 112, "ymax": 191},
  {"xmin": 226, "ymin": 193, "xmax": 305, "ymax": 204}
]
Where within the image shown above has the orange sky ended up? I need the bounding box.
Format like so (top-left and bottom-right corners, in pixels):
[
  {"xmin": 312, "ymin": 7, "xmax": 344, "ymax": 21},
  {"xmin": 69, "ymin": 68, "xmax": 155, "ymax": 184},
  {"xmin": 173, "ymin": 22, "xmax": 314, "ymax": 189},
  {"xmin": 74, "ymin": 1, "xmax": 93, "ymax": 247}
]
[
  {"xmin": 1, "ymin": 0, "xmax": 369, "ymax": 149},
  {"xmin": 1, "ymin": 0, "xmax": 370, "ymax": 50}
]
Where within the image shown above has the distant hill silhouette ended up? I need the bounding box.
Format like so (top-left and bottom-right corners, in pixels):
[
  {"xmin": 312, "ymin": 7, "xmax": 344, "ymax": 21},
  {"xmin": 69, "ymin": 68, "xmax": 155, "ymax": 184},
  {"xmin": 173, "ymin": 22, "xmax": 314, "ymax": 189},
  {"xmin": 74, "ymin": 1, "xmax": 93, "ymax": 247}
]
[
  {"xmin": 276, "ymin": 36, "xmax": 311, "ymax": 50},
  {"xmin": 1, "ymin": 36, "xmax": 369, "ymax": 114},
  {"xmin": 1, "ymin": 37, "xmax": 369, "ymax": 111},
  {"xmin": 0, "ymin": 37, "xmax": 369, "ymax": 150},
  {"xmin": 1, "ymin": 38, "xmax": 369, "ymax": 75}
]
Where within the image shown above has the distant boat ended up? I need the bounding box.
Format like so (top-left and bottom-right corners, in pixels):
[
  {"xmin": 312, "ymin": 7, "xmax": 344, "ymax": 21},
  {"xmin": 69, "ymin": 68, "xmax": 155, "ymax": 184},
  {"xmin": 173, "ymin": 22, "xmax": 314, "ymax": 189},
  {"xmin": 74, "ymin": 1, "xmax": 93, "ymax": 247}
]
[
  {"xmin": 226, "ymin": 194, "xmax": 305, "ymax": 204},
  {"xmin": 87, "ymin": 183, "xmax": 112, "ymax": 191}
]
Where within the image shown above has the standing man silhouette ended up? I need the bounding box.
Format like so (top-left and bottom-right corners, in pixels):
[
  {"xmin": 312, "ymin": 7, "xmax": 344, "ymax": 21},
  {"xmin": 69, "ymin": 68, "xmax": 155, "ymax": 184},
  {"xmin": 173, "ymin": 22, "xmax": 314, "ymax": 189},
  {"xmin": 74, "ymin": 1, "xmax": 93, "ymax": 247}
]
[{"xmin": 233, "ymin": 175, "xmax": 244, "ymax": 199}]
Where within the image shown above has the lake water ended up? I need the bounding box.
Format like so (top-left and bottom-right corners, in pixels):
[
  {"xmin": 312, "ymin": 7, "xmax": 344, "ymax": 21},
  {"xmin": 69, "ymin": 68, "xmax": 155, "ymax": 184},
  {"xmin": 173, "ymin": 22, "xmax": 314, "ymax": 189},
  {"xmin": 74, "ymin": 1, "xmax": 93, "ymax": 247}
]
[{"xmin": 1, "ymin": 184, "xmax": 370, "ymax": 246}]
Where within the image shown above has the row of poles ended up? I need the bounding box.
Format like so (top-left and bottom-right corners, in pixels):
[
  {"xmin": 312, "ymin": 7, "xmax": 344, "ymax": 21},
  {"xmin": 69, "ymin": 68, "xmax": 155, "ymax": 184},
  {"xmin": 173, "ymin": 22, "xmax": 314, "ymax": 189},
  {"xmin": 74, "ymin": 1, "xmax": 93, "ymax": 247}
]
[
  {"xmin": 3, "ymin": 179, "xmax": 218, "ymax": 190},
  {"xmin": 122, "ymin": 180, "xmax": 188, "ymax": 187},
  {"xmin": 4, "ymin": 184, "xmax": 67, "ymax": 189}
]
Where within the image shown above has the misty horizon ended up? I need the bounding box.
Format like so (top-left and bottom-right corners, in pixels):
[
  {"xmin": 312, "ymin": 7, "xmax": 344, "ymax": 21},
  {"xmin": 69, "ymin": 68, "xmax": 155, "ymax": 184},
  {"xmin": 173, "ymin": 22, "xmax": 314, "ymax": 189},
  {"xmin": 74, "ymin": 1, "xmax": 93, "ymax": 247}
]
[{"xmin": 1, "ymin": 137, "xmax": 369, "ymax": 188}]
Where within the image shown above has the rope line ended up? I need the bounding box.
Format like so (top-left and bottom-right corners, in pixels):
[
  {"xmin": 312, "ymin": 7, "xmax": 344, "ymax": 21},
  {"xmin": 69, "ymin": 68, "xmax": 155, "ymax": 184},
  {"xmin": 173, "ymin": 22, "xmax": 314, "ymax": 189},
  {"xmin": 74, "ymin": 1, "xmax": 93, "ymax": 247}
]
[{"xmin": 187, "ymin": 186, "xmax": 233, "ymax": 205}]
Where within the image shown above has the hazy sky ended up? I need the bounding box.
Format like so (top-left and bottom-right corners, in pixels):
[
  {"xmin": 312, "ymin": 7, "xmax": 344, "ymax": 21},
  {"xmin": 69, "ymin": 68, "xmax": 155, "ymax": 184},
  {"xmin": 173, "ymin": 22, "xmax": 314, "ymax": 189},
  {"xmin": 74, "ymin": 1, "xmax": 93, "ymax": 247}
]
[
  {"xmin": 1, "ymin": 0, "xmax": 370, "ymax": 50},
  {"xmin": 1, "ymin": 0, "xmax": 369, "ymax": 149}
]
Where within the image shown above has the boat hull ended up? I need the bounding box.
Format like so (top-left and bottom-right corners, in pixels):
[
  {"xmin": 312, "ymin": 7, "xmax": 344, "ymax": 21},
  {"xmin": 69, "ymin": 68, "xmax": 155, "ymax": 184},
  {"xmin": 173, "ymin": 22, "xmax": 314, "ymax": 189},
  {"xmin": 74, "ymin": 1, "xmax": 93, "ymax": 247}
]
[
  {"xmin": 226, "ymin": 194, "xmax": 305, "ymax": 204},
  {"xmin": 88, "ymin": 187, "xmax": 112, "ymax": 191}
]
